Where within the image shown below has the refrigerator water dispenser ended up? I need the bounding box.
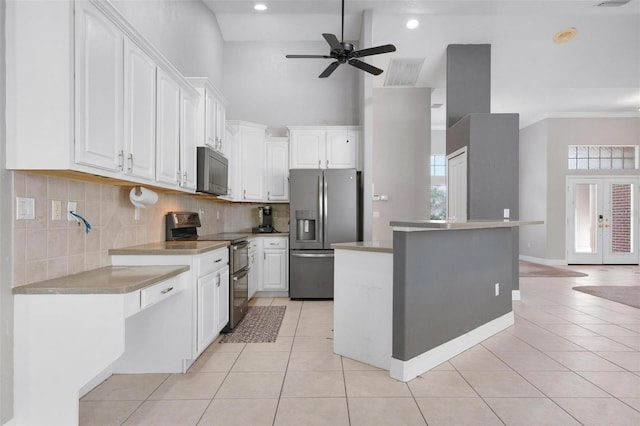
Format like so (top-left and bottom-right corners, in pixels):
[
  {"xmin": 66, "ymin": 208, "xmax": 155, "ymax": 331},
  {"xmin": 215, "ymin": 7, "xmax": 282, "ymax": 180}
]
[{"xmin": 295, "ymin": 210, "xmax": 316, "ymax": 241}]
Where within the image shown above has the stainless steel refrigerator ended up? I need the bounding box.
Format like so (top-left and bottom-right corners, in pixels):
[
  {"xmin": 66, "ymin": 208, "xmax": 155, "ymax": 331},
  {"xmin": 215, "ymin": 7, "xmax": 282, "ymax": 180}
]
[{"xmin": 289, "ymin": 168, "xmax": 361, "ymax": 298}]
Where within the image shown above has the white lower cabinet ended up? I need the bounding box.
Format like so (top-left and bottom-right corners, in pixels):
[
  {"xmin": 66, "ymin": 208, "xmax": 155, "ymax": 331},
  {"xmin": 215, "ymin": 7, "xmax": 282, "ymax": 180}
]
[
  {"xmin": 247, "ymin": 239, "xmax": 262, "ymax": 300},
  {"xmin": 111, "ymin": 245, "xmax": 229, "ymax": 363},
  {"xmin": 261, "ymin": 237, "xmax": 288, "ymax": 292}
]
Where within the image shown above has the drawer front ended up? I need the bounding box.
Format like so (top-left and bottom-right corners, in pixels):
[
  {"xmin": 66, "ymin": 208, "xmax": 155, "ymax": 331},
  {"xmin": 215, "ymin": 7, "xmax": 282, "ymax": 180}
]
[
  {"xmin": 140, "ymin": 277, "xmax": 183, "ymax": 309},
  {"xmin": 197, "ymin": 247, "xmax": 229, "ymax": 276},
  {"xmin": 248, "ymin": 239, "xmax": 259, "ymax": 251},
  {"xmin": 263, "ymin": 237, "xmax": 287, "ymax": 250}
]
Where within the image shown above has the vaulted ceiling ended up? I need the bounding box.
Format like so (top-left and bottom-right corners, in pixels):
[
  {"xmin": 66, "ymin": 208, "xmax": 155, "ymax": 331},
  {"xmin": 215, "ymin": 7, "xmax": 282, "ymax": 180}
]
[{"xmin": 204, "ymin": 0, "xmax": 640, "ymax": 129}]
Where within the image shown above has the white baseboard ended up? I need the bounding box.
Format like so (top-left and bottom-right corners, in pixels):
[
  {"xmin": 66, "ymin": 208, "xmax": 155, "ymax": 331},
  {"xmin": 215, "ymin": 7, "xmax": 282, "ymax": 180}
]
[
  {"xmin": 512, "ymin": 290, "xmax": 521, "ymax": 301},
  {"xmin": 519, "ymin": 255, "xmax": 566, "ymax": 266},
  {"xmin": 389, "ymin": 311, "xmax": 515, "ymax": 382},
  {"xmin": 79, "ymin": 365, "xmax": 113, "ymax": 398}
]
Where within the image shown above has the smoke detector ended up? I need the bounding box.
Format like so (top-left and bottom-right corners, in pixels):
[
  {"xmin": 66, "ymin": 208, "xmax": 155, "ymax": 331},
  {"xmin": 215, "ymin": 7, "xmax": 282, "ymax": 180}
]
[
  {"xmin": 384, "ymin": 58, "xmax": 425, "ymax": 87},
  {"xmin": 553, "ymin": 27, "xmax": 578, "ymax": 44}
]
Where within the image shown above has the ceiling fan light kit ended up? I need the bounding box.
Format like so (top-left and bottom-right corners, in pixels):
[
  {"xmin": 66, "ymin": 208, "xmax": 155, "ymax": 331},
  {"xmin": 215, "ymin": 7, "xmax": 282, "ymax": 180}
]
[
  {"xmin": 553, "ymin": 27, "xmax": 578, "ymax": 44},
  {"xmin": 285, "ymin": 0, "xmax": 396, "ymax": 78}
]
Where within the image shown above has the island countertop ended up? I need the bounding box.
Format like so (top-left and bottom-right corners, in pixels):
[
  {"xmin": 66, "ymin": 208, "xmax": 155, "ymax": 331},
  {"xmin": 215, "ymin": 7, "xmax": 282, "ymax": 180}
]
[
  {"xmin": 12, "ymin": 265, "xmax": 190, "ymax": 295},
  {"xmin": 390, "ymin": 219, "xmax": 543, "ymax": 231},
  {"xmin": 331, "ymin": 241, "xmax": 393, "ymax": 253},
  {"xmin": 109, "ymin": 240, "xmax": 229, "ymax": 255}
]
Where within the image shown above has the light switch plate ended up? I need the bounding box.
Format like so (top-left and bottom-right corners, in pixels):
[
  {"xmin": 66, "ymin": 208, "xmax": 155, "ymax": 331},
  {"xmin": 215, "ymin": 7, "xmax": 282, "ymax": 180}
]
[
  {"xmin": 52, "ymin": 200, "xmax": 62, "ymax": 221},
  {"xmin": 16, "ymin": 197, "xmax": 35, "ymax": 220},
  {"xmin": 67, "ymin": 201, "xmax": 77, "ymax": 221}
]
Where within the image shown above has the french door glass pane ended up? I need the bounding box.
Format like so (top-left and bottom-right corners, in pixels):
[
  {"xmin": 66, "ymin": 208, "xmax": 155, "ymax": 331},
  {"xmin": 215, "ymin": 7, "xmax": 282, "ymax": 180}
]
[
  {"xmin": 575, "ymin": 183, "xmax": 597, "ymax": 254},
  {"xmin": 610, "ymin": 183, "xmax": 634, "ymax": 254}
]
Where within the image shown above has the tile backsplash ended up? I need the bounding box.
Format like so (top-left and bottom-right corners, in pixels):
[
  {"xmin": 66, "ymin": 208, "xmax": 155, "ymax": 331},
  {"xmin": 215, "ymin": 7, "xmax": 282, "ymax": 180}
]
[{"xmin": 13, "ymin": 172, "xmax": 289, "ymax": 286}]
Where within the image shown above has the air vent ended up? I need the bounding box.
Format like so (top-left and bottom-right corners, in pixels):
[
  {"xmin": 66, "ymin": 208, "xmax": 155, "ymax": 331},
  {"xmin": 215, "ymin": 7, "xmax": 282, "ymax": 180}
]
[
  {"xmin": 596, "ymin": 0, "xmax": 631, "ymax": 6},
  {"xmin": 384, "ymin": 58, "xmax": 425, "ymax": 87}
]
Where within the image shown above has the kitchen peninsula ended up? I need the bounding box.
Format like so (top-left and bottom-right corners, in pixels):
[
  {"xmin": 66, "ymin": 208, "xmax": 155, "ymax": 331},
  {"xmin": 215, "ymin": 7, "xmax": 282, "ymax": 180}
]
[{"xmin": 333, "ymin": 219, "xmax": 542, "ymax": 382}]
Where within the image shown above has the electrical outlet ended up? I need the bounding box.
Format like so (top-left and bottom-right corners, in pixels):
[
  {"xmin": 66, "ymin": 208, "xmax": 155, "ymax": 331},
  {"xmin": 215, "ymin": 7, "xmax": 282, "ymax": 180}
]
[
  {"xmin": 495, "ymin": 283, "xmax": 500, "ymax": 296},
  {"xmin": 52, "ymin": 200, "xmax": 62, "ymax": 220},
  {"xmin": 503, "ymin": 209, "xmax": 510, "ymax": 219},
  {"xmin": 67, "ymin": 201, "xmax": 77, "ymax": 221},
  {"xmin": 16, "ymin": 197, "xmax": 35, "ymax": 220}
]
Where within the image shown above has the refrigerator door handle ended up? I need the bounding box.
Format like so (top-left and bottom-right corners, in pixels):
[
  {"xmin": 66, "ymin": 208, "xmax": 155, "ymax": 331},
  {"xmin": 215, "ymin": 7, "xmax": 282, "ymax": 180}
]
[
  {"xmin": 318, "ymin": 174, "xmax": 323, "ymax": 241},
  {"xmin": 323, "ymin": 175, "xmax": 328, "ymax": 245},
  {"xmin": 291, "ymin": 252, "xmax": 335, "ymax": 258}
]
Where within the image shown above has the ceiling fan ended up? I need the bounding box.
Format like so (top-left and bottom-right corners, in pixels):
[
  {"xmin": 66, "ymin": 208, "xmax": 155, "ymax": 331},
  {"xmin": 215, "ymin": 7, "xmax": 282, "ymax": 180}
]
[{"xmin": 285, "ymin": 0, "xmax": 396, "ymax": 78}]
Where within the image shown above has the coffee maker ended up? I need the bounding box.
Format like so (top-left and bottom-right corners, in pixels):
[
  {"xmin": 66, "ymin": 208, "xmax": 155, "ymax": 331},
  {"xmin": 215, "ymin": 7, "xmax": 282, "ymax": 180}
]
[{"xmin": 253, "ymin": 206, "xmax": 274, "ymax": 233}]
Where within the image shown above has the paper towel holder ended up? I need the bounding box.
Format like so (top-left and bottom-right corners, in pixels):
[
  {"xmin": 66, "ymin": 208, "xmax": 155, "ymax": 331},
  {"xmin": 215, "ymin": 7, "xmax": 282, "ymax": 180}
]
[{"xmin": 129, "ymin": 186, "xmax": 158, "ymax": 219}]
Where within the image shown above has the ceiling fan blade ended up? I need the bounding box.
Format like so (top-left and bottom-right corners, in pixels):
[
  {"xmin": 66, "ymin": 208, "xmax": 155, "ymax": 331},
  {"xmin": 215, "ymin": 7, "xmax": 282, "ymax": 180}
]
[
  {"xmin": 286, "ymin": 55, "xmax": 332, "ymax": 59},
  {"xmin": 353, "ymin": 44, "xmax": 396, "ymax": 58},
  {"xmin": 319, "ymin": 61, "xmax": 341, "ymax": 78},
  {"xmin": 348, "ymin": 59, "xmax": 383, "ymax": 76},
  {"xmin": 323, "ymin": 33, "xmax": 343, "ymax": 51}
]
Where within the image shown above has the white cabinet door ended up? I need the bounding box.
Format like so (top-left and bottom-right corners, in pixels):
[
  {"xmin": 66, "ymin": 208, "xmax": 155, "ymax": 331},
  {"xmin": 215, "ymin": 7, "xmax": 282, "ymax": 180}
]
[
  {"xmin": 240, "ymin": 126, "xmax": 266, "ymax": 201},
  {"xmin": 215, "ymin": 101, "xmax": 227, "ymax": 154},
  {"xmin": 205, "ymin": 89, "xmax": 217, "ymax": 149},
  {"xmin": 197, "ymin": 272, "xmax": 216, "ymax": 354},
  {"xmin": 248, "ymin": 240, "xmax": 263, "ymax": 299},
  {"xmin": 265, "ymin": 138, "xmax": 289, "ymax": 201},
  {"xmin": 263, "ymin": 249, "xmax": 288, "ymax": 291},
  {"xmin": 214, "ymin": 266, "xmax": 230, "ymax": 333},
  {"xmin": 290, "ymin": 130, "xmax": 326, "ymax": 169},
  {"xmin": 156, "ymin": 69, "xmax": 181, "ymax": 186},
  {"xmin": 123, "ymin": 39, "xmax": 156, "ymax": 180},
  {"xmin": 326, "ymin": 129, "xmax": 358, "ymax": 169},
  {"xmin": 180, "ymin": 89, "xmax": 198, "ymax": 191},
  {"xmin": 75, "ymin": 1, "xmax": 124, "ymax": 172}
]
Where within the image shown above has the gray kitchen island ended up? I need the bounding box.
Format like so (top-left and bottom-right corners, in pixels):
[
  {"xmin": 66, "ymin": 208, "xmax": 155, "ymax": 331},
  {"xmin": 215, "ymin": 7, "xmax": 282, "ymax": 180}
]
[{"xmin": 333, "ymin": 219, "xmax": 542, "ymax": 382}]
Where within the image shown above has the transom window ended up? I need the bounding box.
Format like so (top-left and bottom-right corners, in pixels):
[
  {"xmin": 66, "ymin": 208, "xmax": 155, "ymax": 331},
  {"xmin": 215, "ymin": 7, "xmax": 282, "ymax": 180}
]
[
  {"xmin": 430, "ymin": 155, "xmax": 446, "ymax": 176},
  {"xmin": 568, "ymin": 145, "xmax": 638, "ymax": 170}
]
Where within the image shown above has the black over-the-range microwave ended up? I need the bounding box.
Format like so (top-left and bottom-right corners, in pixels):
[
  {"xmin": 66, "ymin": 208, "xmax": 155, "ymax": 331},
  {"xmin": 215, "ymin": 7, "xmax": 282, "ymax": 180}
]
[{"xmin": 196, "ymin": 146, "xmax": 228, "ymax": 196}]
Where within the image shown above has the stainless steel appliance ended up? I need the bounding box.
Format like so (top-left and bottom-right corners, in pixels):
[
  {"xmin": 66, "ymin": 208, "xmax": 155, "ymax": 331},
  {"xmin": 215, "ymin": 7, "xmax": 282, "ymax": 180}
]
[
  {"xmin": 289, "ymin": 169, "xmax": 361, "ymax": 298},
  {"xmin": 252, "ymin": 206, "xmax": 274, "ymax": 233},
  {"xmin": 196, "ymin": 146, "xmax": 228, "ymax": 196},
  {"xmin": 165, "ymin": 212, "xmax": 249, "ymax": 330}
]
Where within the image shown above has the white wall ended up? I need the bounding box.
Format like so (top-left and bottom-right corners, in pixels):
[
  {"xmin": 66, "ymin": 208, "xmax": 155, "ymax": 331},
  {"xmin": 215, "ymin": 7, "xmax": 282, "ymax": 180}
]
[
  {"xmin": 519, "ymin": 117, "xmax": 640, "ymax": 263},
  {"xmin": 0, "ymin": 0, "xmax": 13, "ymax": 421},
  {"xmin": 372, "ymin": 88, "xmax": 431, "ymax": 241},
  {"xmin": 111, "ymin": 0, "xmax": 224, "ymax": 87},
  {"xmin": 519, "ymin": 120, "xmax": 548, "ymax": 260},
  {"xmin": 222, "ymin": 41, "xmax": 359, "ymax": 130}
]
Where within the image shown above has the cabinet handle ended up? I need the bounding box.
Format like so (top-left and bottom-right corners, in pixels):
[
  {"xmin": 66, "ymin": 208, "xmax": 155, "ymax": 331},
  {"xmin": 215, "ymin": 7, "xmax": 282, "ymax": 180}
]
[
  {"xmin": 267, "ymin": 191, "xmax": 270, "ymax": 200},
  {"xmin": 243, "ymin": 189, "xmax": 246, "ymax": 199},
  {"xmin": 214, "ymin": 258, "xmax": 222, "ymax": 263},
  {"xmin": 127, "ymin": 153, "xmax": 133, "ymax": 172},
  {"xmin": 183, "ymin": 171, "xmax": 188, "ymax": 183},
  {"xmin": 176, "ymin": 171, "xmax": 181, "ymax": 184},
  {"xmin": 326, "ymin": 159, "xmax": 329, "ymax": 167},
  {"xmin": 318, "ymin": 160, "xmax": 321, "ymax": 166},
  {"xmin": 161, "ymin": 286, "xmax": 174, "ymax": 294},
  {"xmin": 118, "ymin": 150, "xmax": 124, "ymax": 171},
  {"xmin": 216, "ymin": 273, "xmax": 221, "ymax": 287}
]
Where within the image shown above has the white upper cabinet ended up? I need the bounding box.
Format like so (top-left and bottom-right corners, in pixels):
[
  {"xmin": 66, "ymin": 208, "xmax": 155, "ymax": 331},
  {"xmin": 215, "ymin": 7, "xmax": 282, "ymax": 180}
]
[
  {"xmin": 289, "ymin": 126, "xmax": 360, "ymax": 170},
  {"xmin": 155, "ymin": 69, "xmax": 182, "ymax": 186},
  {"xmin": 289, "ymin": 129, "xmax": 326, "ymax": 169},
  {"xmin": 265, "ymin": 137, "xmax": 289, "ymax": 202},
  {"xmin": 180, "ymin": 88, "xmax": 199, "ymax": 191},
  {"xmin": 6, "ymin": 0, "xmax": 199, "ymax": 193},
  {"xmin": 74, "ymin": 1, "xmax": 124, "ymax": 172},
  {"xmin": 240, "ymin": 124, "xmax": 267, "ymax": 201},
  {"xmin": 123, "ymin": 39, "xmax": 156, "ymax": 180},
  {"xmin": 186, "ymin": 78, "xmax": 229, "ymax": 155},
  {"xmin": 326, "ymin": 128, "xmax": 359, "ymax": 169}
]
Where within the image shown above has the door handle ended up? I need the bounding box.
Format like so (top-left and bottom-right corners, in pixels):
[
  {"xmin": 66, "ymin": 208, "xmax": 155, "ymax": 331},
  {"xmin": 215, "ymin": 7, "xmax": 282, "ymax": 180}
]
[{"xmin": 291, "ymin": 252, "xmax": 334, "ymax": 258}]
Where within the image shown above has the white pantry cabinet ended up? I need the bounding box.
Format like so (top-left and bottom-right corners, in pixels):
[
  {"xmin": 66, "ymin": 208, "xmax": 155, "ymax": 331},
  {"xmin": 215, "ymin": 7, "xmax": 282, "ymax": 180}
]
[
  {"xmin": 6, "ymin": 0, "xmax": 199, "ymax": 192},
  {"xmin": 289, "ymin": 126, "xmax": 361, "ymax": 170},
  {"xmin": 225, "ymin": 121, "xmax": 268, "ymax": 201},
  {"xmin": 265, "ymin": 137, "xmax": 290, "ymax": 202}
]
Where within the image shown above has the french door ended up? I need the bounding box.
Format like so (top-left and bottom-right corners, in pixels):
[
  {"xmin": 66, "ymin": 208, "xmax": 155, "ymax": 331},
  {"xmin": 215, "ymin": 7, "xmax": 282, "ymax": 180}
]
[{"xmin": 566, "ymin": 176, "xmax": 639, "ymax": 264}]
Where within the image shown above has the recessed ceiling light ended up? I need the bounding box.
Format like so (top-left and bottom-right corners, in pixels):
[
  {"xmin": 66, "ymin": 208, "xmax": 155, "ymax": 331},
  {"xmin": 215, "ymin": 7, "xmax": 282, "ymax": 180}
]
[
  {"xmin": 406, "ymin": 19, "xmax": 419, "ymax": 30},
  {"xmin": 254, "ymin": 4, "xmax": 267, "ymax": 11},
  {"xmin": 553, "ymin": 27, "xmax": 578, "ymax": 44}
]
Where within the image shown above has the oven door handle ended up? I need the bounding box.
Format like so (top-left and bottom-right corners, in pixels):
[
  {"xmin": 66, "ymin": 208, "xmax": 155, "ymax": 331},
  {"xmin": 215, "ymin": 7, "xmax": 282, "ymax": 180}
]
[
  {"xmin": 232, "ymin": 241, "xmax": 249, "ymax": 251},
  {"xmin": 233, "ymin": 269, "xmax": 249, "ymax": 281}
]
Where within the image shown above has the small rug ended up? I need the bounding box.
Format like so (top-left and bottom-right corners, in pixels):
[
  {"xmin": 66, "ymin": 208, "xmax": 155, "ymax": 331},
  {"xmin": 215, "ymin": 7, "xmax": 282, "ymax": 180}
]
[
  {"xmin": 572, "ymin": 286, "xmax": 640, "ymax": 309},
  {"xmin": 220, "ymin": 306, "xmax": 286, "ymax": 343},
  {"xmin": 519, "ymin": 261, "xmax": 588, "ymax": 277}
]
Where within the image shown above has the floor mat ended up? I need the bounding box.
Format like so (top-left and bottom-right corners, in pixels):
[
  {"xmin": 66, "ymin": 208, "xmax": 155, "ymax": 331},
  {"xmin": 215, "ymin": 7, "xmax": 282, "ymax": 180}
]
[
  {"xmin": 220, "ymin": 306, "xmax": 286, "ymax": 343},
  {"xmin": 519, "ymin": 261, "xmax": 588, "ymax": 277},
  {"xmin": 572, "ymin": 286, "xmax": 640, "ymax": 309}
]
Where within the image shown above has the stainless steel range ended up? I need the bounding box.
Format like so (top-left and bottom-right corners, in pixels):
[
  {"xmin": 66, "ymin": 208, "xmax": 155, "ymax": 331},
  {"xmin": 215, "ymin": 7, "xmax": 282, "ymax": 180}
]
[{"xmin": 166, "ymin": 212, "xmax": 249, "ymax": 330}]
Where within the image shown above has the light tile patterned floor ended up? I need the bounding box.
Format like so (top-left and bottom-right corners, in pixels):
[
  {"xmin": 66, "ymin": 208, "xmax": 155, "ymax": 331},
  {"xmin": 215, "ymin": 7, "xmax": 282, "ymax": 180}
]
[{"xmin": 80, "ymin": 264, "xmax": 640, "ymax": 425}]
